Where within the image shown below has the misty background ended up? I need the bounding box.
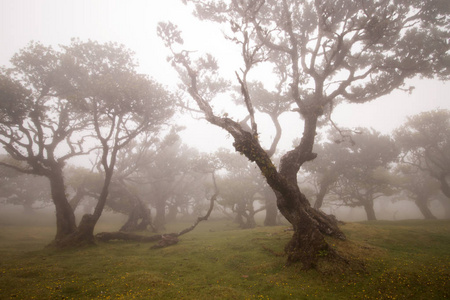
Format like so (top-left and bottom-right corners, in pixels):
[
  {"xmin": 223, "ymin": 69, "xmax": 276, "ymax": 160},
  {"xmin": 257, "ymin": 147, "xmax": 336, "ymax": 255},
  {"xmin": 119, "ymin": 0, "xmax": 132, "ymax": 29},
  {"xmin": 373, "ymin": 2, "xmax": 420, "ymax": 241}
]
[{"xmin": 0, "ymin": 0, "xmax": 449, "ymax": 223}]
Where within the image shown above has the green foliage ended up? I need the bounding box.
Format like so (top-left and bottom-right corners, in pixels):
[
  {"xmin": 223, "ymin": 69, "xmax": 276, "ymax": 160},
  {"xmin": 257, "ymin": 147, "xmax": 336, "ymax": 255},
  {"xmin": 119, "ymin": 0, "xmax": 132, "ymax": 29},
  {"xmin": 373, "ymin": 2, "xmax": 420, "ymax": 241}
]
[{"xmin": 0, "ymin": 213, "xmax": 449, "ymax": 299}]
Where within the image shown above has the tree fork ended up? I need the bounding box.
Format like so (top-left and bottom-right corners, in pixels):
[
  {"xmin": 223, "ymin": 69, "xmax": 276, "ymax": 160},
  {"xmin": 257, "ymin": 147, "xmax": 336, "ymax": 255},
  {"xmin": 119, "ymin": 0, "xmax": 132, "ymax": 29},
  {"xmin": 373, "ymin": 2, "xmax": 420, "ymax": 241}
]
[{"xmin": 231, "ymin": 120, "xmax": 346, "ymax": 267}]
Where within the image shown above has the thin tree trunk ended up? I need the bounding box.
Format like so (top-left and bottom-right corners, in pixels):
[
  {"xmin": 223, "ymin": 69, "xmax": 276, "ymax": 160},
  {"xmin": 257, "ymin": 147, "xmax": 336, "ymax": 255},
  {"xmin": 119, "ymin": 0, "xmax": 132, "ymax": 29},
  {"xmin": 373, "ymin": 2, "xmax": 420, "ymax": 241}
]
[
  {"xmin": 314, "ymin": 184, "xmax": 328, "ymax": 209},
  {"xmin": 234, "ymin": 202, "xmax": 246, "ymax": 228},
  {"xmin": 231, "ymin": 115, "xmax": 345, "ymax": 268},
  {"xmin": 69, "ymin": 187, "xmax": 86, "ymax": 211},
  {"xmin": 264, "ymin": 199, "xmax": 278, "ymax": 226},
  {"xmin": 363, "ymin": 200, "xmax": 377, "ymax": 221}
]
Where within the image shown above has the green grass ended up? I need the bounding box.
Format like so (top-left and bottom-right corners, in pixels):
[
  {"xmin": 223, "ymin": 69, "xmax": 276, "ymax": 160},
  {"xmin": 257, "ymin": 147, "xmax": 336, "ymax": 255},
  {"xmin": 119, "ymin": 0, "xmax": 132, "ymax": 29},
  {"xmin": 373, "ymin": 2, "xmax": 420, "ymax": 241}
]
[{"xmin": 0, "ymin": 214, "xmax": 449, "ymax": 299}]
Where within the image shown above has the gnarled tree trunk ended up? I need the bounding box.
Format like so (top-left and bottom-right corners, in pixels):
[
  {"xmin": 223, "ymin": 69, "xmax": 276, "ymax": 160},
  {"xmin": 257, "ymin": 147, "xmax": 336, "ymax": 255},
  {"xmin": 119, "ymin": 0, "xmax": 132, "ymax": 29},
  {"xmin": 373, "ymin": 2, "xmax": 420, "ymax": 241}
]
[
  {"xmin": 48, "ymin": 173, "xmax": 77, "ymax": 244},
  {"xmin": 230, "ymin": 115, "xmax": 345, "ymax": 268},
  {"xmin": 177, "ymin": 50, "xmax": 346, "ymax": 269}
]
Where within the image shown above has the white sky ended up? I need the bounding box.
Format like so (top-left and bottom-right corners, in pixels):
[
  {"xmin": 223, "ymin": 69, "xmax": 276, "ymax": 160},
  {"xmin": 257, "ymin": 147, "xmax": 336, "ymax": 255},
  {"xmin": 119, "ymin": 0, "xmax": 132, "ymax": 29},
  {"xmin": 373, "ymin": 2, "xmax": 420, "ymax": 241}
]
[{"xmin": 1, "ymin": 0, "xmax": 449, "ymax": 154}]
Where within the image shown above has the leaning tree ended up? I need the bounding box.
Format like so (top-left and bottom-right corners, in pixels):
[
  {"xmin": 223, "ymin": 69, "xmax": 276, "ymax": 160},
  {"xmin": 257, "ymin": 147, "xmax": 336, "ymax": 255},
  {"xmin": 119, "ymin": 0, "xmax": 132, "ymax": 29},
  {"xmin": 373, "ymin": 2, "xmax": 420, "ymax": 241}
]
[
  {"xmin": 0, "ymin": 40, "xmax": 174, "ymax": 247},
  {"xmin": 394, "ymin": 109, "xmax": 450, "ymax": 202},
  {"xmin": 158, "ymin": 0, "xmax": 449, "ymax": 268},
  {"xmin": 394, "ymin": 164, "xmax": 440, "ymax": 219}
]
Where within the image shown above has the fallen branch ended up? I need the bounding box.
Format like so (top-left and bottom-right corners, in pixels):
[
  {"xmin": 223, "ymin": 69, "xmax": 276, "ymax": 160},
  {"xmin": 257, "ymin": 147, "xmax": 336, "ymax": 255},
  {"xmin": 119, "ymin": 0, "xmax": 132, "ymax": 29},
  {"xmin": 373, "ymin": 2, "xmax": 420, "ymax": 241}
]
[
  {"xmin": 177, "ymin": 172, "xmax": 218, "ymax": 237},
  {"xmin": 95, "ymin": 172, "xmax": 219, "ymax": 248}
]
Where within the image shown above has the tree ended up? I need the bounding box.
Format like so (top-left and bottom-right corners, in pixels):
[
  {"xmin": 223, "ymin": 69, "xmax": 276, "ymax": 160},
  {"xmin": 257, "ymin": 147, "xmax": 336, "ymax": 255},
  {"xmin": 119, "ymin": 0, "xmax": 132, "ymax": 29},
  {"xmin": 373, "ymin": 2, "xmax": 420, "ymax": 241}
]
[
  {"xmin": 215, "ymin": 150, "xmax": 266, "ymax": 228},
  {"xmin": 158, "ymin": 0, "xmax": 449, "ymax": 268},
  {"xmin": 394, "ymin": 110, "xmax": 450, "ymax": 203},
  {"xmin": 394, "ymin": 164, "xmax": 440, "ymax": 219},
  {"xmin": 0, "ymin": 42, "xmax": 91, "ymax": 243},
  {"xmin": 303, "ymin": 132, "xmax": 353, "ymax": 210},
  {"xmin": 140, "ymin": 135, "xmax": 200, "ymax": 231},
  {"xmin": 309, "ymin": 129, "xmax": 398, "ymax": 220},
  {"xmin": 0, "ymin": 40, "xmax": 174, "ymax": 247}
]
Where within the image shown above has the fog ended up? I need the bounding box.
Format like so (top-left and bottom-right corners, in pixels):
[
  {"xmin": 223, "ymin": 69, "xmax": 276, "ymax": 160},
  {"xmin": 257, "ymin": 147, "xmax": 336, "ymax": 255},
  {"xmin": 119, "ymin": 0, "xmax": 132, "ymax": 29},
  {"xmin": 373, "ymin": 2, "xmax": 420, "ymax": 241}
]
[
  {"xmin": 0, "ymin": 0, "xmax": 450, "ymax": 245},
  {"xmin": 1, "ymin": 1, "xmax": 449, "ymax": 153}
]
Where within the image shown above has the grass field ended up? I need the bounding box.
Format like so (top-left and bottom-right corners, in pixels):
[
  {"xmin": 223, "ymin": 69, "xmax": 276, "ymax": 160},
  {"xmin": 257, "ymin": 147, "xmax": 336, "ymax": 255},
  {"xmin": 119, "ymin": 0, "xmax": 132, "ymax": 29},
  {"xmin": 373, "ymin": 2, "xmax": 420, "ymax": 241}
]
[{"xmin": 0, "ymin": 212, "xmax": 449, "ymax": 299}]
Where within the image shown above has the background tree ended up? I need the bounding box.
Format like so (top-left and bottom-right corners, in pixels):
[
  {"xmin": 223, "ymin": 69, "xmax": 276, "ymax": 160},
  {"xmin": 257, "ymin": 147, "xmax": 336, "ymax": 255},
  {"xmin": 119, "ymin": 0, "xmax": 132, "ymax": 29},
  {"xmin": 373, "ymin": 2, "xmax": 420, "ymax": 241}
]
[
  {"xmin": 331, "ymin": 129, "xmax": 398, "ymax": 220},
  {"xmin": 394, "ymin": 110, "xmax": 450, "ymax": 204},
  {"xmin": 215, "ymin": 150, "xmax": 266, "ymax": 228},
  {"xmin": 0, "ymin": 40, "xmax": 174, "ymax": 247},
  {"xmin": 62, "ymin": 40, "xmax": 174, "ymax": 245},
  {"xmin": 303, "ymin": 130, "xmax": 354, "ymax": 210},
  {"xmin": 394, "ymin": 164, "xmax": 440, "ymax": 219},
  {"xmin": 104, "ymin": 139, "xmax": 158, "ymax": 232},
  {"xmin": 159, "ymin": 0, "xmax": 449, "ymax": 268},
  {"xmin": 64, "ymin": 165, "xmax": 101, "ymax": 211},
  {"xmin": 0, "ymin": 42, "xmax": 92, "ymax": 243}
]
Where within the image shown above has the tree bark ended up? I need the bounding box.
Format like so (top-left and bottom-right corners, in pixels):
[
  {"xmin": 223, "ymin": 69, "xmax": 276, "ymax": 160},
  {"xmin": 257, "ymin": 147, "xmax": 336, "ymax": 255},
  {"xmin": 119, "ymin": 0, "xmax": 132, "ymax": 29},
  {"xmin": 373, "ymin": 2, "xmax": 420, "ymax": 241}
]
[
  {"xmin": 414, "ymin": 198, "xmax": 436, "ymax": 220},
  {"xmin": 233, "ymin": 202, "xmax": 246, "ymax": 228},
  {"xmin": 231, "ymin": 115, "xmax": 345, "ymax": 268},
  {"xmin": 363, "ymin": 200, "xmax": 377, "ymax": 221},
  {"xmin": 180, "ymin": 56, "xmax": 345, "ymax": 268},
  {"xmin": 264, "ymin": 200, "xmax": 278, "ymax": 226},
  {"xmin": 263, "ymin": 188, "xmax": 278, "ymax": 226},
  {"xmin": 48, "ymin": 173, "xmax": 77, "ymax": 243}
]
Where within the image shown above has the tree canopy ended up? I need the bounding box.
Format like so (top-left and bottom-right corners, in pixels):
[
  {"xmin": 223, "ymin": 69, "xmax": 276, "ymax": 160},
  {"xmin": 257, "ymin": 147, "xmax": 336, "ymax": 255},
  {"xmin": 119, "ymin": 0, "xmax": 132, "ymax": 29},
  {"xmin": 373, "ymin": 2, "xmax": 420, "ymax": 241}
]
[{"xmin": 395, "ymin": 109, "xmax": 450, "ymax": 200}]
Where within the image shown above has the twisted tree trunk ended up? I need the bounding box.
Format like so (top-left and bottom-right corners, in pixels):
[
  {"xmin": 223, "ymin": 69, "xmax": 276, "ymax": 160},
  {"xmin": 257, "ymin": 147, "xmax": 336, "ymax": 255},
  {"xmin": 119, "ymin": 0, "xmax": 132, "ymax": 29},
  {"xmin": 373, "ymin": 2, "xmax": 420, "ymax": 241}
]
[
  {"xmin": 177, "ymin": 53, "xmax": 345, "ymax": 269},
  {"xmin": 229, "ymin": 115, "xmax": 345, "ymax": 268}
]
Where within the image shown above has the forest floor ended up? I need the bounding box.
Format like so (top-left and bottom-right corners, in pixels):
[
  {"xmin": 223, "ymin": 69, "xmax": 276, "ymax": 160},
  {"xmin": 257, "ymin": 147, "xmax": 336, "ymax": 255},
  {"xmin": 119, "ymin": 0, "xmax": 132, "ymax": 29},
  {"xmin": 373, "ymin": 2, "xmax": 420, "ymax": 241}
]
[{"xmin": 0, "ymin": 212, "xmax": 449, "ymax": 299}]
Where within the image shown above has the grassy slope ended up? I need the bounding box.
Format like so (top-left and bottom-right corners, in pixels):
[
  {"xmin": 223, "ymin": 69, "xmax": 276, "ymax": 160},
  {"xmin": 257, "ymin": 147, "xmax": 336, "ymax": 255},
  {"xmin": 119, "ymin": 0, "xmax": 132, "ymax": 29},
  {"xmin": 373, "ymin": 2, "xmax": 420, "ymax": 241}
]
[{"xmin": 0, "ymin": 216, "xmax": 449, "ymax": 299}]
